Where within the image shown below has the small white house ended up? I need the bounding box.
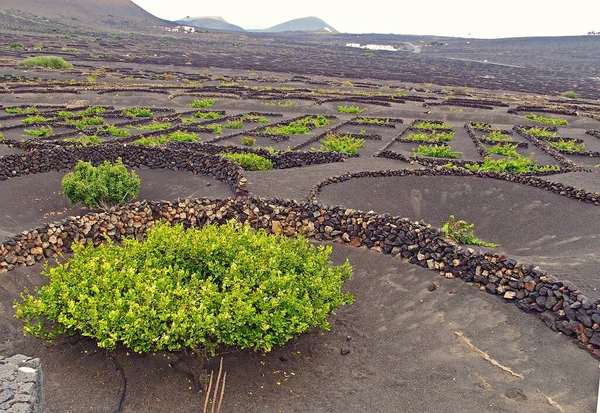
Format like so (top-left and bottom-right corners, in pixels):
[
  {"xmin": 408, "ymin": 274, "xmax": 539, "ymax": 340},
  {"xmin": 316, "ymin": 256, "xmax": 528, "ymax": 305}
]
[{"xmin": 346, "ymin": 43, "xmax": 398, "ymax": 52}]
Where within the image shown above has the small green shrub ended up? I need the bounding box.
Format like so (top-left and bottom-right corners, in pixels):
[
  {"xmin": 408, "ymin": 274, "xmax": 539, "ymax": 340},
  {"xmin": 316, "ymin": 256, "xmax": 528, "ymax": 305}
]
[
  {"xmin": 24, "ymin": 126, "xmax": 53, "ymax": 137},
  {"xmin": 193, "ymin": 111, "xmax": 222, "ymax": 120},
  {"xmin": 10, "ymin": 43, "xmax": 23, "ymax": 49},
  {"xmin": 122, "ymin": 108, "xmax": 153, "ymax": 118},
  {"xmin": 21, "ymin": 115, "xmax": 53, "ymax": 125},
  {"xmin": 6, "ymin": 107, "xmax": 37, "ymax": 115},
  {"xmin": 187, "ymin": 99, "xmax": 215, "ymax": 108},
  {"xmin": 61, "ymin": 159, "xmax": 140, "ymax": 208},
  {"xmin": 413, "ymin": 121, "xmax": 451, "ymax": 129},
  {"xmin": 337, "ymin": 105, "xmax": 367, "ymax": 114},
  {"xmin": 76, "ymin": 107, "xmax": 106, "ymax": 116},
  {"xmin": 463, "ymin": 156, "xmax": 559, "ymax": 173},
  {"xmin": 224, "ymin": 120, "xmax": 243, "ymax": 129},
  {"xmin": 441, "ymin": 215, "xmax": 499, "ymax": 248},
  {"xmin": 67, "ymin": 116, "xmax": 105, "ymax": 130},
  {"xmin": 240, "ymin": 137, "xmax": 256, "ymax": 146},
  {"xmin": 486, "ymin": 143, "xmax": 520, "ymax": 158},
  {"xmin": 14, "ymin": 221, "xmax": 353, "ymax": 355},
  {"xmin": 485, "ymin": 131, "xmax": 512, "ymax": 142},
  {"xmin": 64, "ymin": 135, "xmax": 103, "ymax": 146},
  {"xmin": 265, "ymin": 116, "xmax": 329, "ymax": 135},
  {"xmin": 19, "ymin": 56, "xmax": 73, "ymax": 69},
  {"xmin": 407, "ymin": 132, "xmax": 454, "ymax": 142},
  {"xmin": 560, "ymin": 91, "xmax": 579, "ymax": 99},
  {"xmin": 472, "ymin": 123, "xmax": 491, "ymax": 129},
  {"xmin": 356, "ymin": 117, "xmax": 389, "ymax": 125},
  {"xmin": 100, "ymin": 125, "xmax": 130, "ymax": 137},
  {"xmin": 242, "ymin": 114, "xmax": 269, "ymax": 123},
  {"xmin": 129, "ymin": 122, "xmax": 171, "ymax": 131},
  {"xmin": 524, "ymin": 113, "xmax": 568, "ymax": 126},
  {"xmin": 526, "ymin": 127, "xmax": 558, "ymax": 138},
  {"xmin": 58, "ymin": 111, "xmax": 74, "ymax": 119},
  {"xmin": 206, "ymin": 124, "xmax": 223, "ymax": 134},
  {"xmin": 133, "ymin": 131, "xmax": 198, "ymax": 146},
  {"xmin": 318, "ymin": 134, "xmax": 365, "ymax": 154},
  {"xmin": 265, "ymin": 101, "xmax": 297, "ymax": 107},
  {"xmin": 548, "ymin": 139, "xmax": 585, "ymax": 152},
  {"xmin": 414, "ymin": 144, "xmax": 462, "ymax": 159},
  {"xmin": 221, "ymin": 152, "xmax": 273, "ymax": 171}
]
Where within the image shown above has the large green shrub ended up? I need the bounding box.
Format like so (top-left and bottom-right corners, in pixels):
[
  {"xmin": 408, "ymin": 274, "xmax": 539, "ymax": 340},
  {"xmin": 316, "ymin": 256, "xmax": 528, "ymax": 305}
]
[
  {"xmin": 61, "ymin": 159, "xmax": 140, "ymax": 208},
  {"xmin": 221, "ymin": 152, "xmax": 273, "ymax": 170},
  {"xmin": 15, "ymin": 222, "xmax": 354, "ymax": 355},
  {"xmin": 19, "ymin": 56, "xmax": 73, "ymax": 69}
]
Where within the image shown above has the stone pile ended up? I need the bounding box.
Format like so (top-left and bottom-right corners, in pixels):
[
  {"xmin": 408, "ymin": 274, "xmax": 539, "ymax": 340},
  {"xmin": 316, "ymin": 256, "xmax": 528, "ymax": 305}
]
[{"xmin": 0, "ymin": 355, "xmax": 43, "ymax": 413}]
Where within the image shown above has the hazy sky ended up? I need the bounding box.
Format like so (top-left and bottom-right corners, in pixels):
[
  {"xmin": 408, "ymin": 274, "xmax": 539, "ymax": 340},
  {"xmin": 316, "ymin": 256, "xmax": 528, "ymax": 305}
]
[{"xmin": 132, "ymin": 0, "xmax": 600, "ymax": 38}]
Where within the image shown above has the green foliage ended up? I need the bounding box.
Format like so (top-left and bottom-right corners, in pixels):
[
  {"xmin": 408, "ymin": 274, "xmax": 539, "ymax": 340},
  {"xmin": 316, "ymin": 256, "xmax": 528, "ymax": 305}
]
[
  {"xmin": 61, "ymin": 159, "xmax": 140, "ymax": 208},
  {"xmin": 10, "ymin": 43, "xmax": 23, "ymax": 49},
  {"xmin": 265, "ymin": 101, "xmax": 297, "ymax": 107},
  {"xmin": 548, "ymin": 139, "xmax": 585, "ymax": 152},
  {"xmin": 224, "ymin": 120, "xmax": 243, "ymax": 129},
  {"xmin": 132, "ymin": 131, "xmax": 198, "ymax": 146},
  {"xmin": 561, "ymin": 91, "xmax": 579, "ymax": 99},
  {"xmin": 486, "ymin": 143, "xmax": 520, "ymax": 158},
  {"xmin": 187, "ymin": 99, "xmax": 215, "ymax": 108},
  {"xmin": 242, "ymin": 114, "xmax": 269, "ymax": 123},
  {"xmin": 356, "ymin": 117, "xmax": 389, "ymax": 125},
  {"xmin": 206, "ymin": 124, "xmax": 223, "ymax": 134},
  {"xmin": 463, "ymin": 156, "xmax": 559, "ymax": 173},
  {"xmin": 221, "ymin": 152, "xmax": 273, "ymax": 171},
  {"xmin": 76, "ymin": 107, "xmax": 106, "ymax": 116},
  {"xmin": 14, "ymin": 222, "xmax": 353, "ymax": 354},
  {"xmin": 472, "ymin": 123, "xmax": 491, "ymax": 129},
  {"xmin": 64, "ymin": 135, "xmax": 103, "ymax": 146},
  {"xmin": 524, "ymin": 113, "xmax": 568, "ymax": 126},
  {"xmin": 337, "ymin": 105, "xmax": 367, "ymax": 114},
  {"xmin": 526, "ymin": 127, "xmax": 558, "ymax": 138},
  {"xmin": 19, "ymin": 56, "xmax": 73, "ymax": 69},
  {"xmin": 407, "ymin": 132, "xmax": 454, "ymax": 142},
  {"xmin": 193, "ymin": 111, "xmax": 222, "ymax": 120},
  {"xmin": 24, "ymin": 126, "xmax": 53, "ymax": 137},
  {"xmin": 67, "ymin": 116, "xmax": 105, "ymax": 130},
  {"xmin": 6, "ymin": 106, "xmax": 37, "ymax": 115},
  {"xmin": 413, "ymin": 121, "xmax": 452, "ymax": 129},
  {"xmin": 21, "ymin": 115, "xmax": 53, "ymax": 125},
  {"xmin": 122, "ymin": 108, "xmax": 153, "ymax": 118},
  {"xmin": 485, "ymin": 131, "xmax": 512, "ymax": 142},
  {"xmin": 240, "ymin": 137, "xmax": 256, "ymax": 146},
  {"xmin": 265, "ymin": 116, "xmax": 329, "ymax": 136},
  {"xmin": 100, "ymin": 125, "xmax": 130, "ymax": 137},
  {"xmin": 58, "ymin": 111, "xmax": 74, "ymax": 119},
  {"xmin": 414, "ymin": 144, "xmax": 462, "ymax": 159},
  {"xmin": 129, "ymin": 122, "xmax": 171, "ymax": 131},
  {"xmin": 318, "ymin": 134, "xmax": 365, "ymax": 154},
  {"xmin": 441, "ymin": 215, "xmax": 499, "ymax": 248}
]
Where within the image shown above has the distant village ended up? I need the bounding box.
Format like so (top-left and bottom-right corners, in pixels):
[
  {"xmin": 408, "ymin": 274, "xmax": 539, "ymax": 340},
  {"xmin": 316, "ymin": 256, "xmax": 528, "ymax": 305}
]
[{"xmin": 346, "ymin": 43, "xmax": 399, "ymax": 52}]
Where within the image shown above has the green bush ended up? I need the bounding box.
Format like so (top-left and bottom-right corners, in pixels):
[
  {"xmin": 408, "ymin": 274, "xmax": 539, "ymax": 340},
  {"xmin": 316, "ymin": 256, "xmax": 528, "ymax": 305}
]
[
  {"xmin": 462, "ymin": 156, "xmax": 559, "ymax": 173},
  {"xmin": 242, "ymin": 114, "xmax": 269, "ymax": 123},
  {"xmin": 414, "ymin": 144, "xmax": 462, "ymax": 159},
  {"xmin": 129, "ymin": 122, "xmax": 171, "ymax": 131},
  {"xmin": 67, "ymin": 116, "xmax": 105, "ymax": 130},
  {"xmin": 441, "ymin": 215, "xmax": 499, "ymax": 248},
  {"xmin": 205, "ymin": 124, "xmax": 223, "ymax": 134},
  {"xmin": 6, "ymin": 106, "xmax": 37, "ymax": 115},
  {"xmin": 64, "ymin": 135, "xmax": 103, "ymax": 146},
  {"xmin": 187, "ymin": 99, "xmax": 215, "ymax": 108},
  {"xmin": 14, "ymin": 222, "xmax": 353, "ymax": 355},
  {"xmin": 21, "ymin": 115, "xmax": 53, "ymax": 125},
  {"xmin": 337, "ymin": 105, "xmax": 367, "ymax": 114},
  {"xmin": 265, "ymin": 101, "xmax": 297, "ymax": 107},
  {"xmin": 407, "ymin": 132, "xmax": 454, "ymax": 142},
  {"xmin": 132, "ymin": 131, "xmax": 198, "ymax": 146},
  {"xmin": 265, "ymin": 115, "xmax": 329, "ymax": 136},
  {"xmin": 525, "ymin": 127, "xmax": 558, "ymax": 138},
  {"xmin": 193, "ymin": 111, "xmax": 222, "ymax": 120},
  {"xmin": 240, "ymin": 137, "xmax": 256, "ymax": 146},
  {"xmin": 318, "ymin": 134, "xmax": 365, "ymax": 154},
  {"xmin": 221, "ymin": 152, "xmax": 273, "ymax": 171},
  {"xmin": 485, "ymin": 131, "xmax": 512, "ymax": 142},
  {"xmin": 356, "ymin": 117, "xmax": 389, "ymax": 125},
  {"xmin": 486, "ymin": 143, "xmax": 520, "ymax": 158},
  {"xmin": 100, "ymin": 125, "xmax": 130, "ymax": 137},
  {"xmin": 122, "ymin": 108, "xmax": 153, "ymax": 118},
  {"xmin": 224, "ymin": 120, "xmax": 243, "ymax": 129},
  {"xmin": 19, "ymin": 56, "xmax": 73, "ymax": 69},
  {"xmin": 561, "ymin": 91, "xmax": 579, "ymax": 99},
  {"xmin": 548, "ymin": 139, "xmax": 584, "ymax": 152},
  {"xmin": 24, "ymin": 126, "xmax": 53, "ymax": 137},
  {"xmin": 61, "ymin": 159, "xmax": 140, "ymax": 208},
  {"xmin": 76, "ymin": 107, "xmax": 107, "ymax": 116},
  {"xmin": 413, "ymin": 121, "xmax": 451, "ymax": 129},
  {"xmin": 523, "ymin": 113, "xmax": 568, "ymax": 126}
]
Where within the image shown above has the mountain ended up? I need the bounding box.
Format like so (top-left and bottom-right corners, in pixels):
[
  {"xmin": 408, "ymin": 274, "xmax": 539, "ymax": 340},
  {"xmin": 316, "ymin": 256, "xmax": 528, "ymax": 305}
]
[
  {"xmin": 262, "ymin": 16, "xmax": 338, "ymax": 33},
  {"xmin": 1, "ymin": 0, "xmax": 168, "ymax": 26},
  {"xmin": 176, "ymin": 16, "xmax": 244, "ymax": 32}
]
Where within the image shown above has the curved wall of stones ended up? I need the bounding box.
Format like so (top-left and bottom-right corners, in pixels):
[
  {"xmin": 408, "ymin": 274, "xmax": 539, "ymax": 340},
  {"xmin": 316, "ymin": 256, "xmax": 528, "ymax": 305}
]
[{"xmin": 2, "ymin": 196, "xmax": 600, "ymax": 359}]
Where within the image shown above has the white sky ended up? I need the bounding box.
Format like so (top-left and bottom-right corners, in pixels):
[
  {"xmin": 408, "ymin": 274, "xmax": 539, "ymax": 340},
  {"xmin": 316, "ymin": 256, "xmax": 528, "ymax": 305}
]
[{"xmin": 132, "ymin": 0, "xmax": 600, "ymax": 38}]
